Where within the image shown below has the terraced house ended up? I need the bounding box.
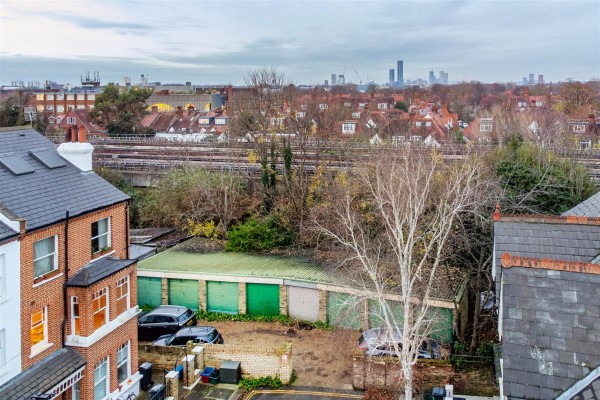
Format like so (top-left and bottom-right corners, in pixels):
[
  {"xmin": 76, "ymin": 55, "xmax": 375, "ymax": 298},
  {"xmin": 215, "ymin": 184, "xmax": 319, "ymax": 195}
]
[{"xmin": 0, "ymin": 128, "xmax": 141, "ymax": 400}]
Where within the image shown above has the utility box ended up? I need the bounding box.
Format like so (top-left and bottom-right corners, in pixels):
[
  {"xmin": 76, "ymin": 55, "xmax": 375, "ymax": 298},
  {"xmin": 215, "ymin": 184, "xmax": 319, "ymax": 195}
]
[{"xmin": 219, "ymin": 360, "xmax": 241, "ymax": 384}]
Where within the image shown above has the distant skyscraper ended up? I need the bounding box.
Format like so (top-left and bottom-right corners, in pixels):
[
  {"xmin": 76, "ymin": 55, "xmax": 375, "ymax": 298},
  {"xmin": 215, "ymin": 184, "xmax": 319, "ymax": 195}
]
[
  {"xmin": 429, "ymin": 70, "xmax": 435, "ymax": 85},
  {"xmin": 522, "ymin": 77, "xmax": 528, "ymax": 85},
  {"xmin": 538, "ymin": 74, "xmax": 544, "ymax": 85},
  {"xmin": 389, "ymin": 69, "xmax": 395, "ymax": 85},
  {"xmin": 338, "ymin": 74, "xmax": 345, "ymax": 85},
  {"xmin": 529, "ymin": 73, "xmax": 534, "ymax": 85},
  {"xmin": 331, "ymin": 74, "xmax": 337, "ymax": 85},
  {"xmin": 397, "ymin": 60, "xmax": 404, "ymax": 87},
  {"xmin": 324, "ymin": 79, "xmax": 329, "ymax": 86}
]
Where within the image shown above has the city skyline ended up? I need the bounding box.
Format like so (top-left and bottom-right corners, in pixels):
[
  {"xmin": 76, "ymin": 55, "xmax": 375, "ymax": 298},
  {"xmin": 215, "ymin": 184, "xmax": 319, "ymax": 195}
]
[{"xmin": 1, "ymin": 0, "xmax": 599, "ymax": 86}]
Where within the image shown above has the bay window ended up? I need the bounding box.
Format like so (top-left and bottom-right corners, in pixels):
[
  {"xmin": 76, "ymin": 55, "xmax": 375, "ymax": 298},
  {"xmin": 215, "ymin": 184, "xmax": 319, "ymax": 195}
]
[{"xmin": 93, "ymin": 288, "xmax": 108, "ymax": 330}]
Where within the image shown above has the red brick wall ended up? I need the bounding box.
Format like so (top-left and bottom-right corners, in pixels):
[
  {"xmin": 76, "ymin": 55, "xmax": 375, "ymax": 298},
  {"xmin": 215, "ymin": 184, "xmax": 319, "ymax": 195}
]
[
  {"xmin": 21, "ymin": 203, "xmax": 138, "ymax": 390},
  {"xmin": 72, "ymin": 317, "xmax": 139, "ymax": 400}
]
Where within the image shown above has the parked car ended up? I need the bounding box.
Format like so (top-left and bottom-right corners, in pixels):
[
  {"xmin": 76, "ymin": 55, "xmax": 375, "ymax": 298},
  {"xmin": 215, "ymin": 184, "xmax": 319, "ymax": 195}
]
[
  {"xmin": 152, "ymin": 326, "xmax": 224, "ymax": 347},
  {"xmin": 138, "ymin": 305, "xmax": 197, "ymax": 339},
  {"xmin": 358, "ymin": 327, "xmax": 440, "ymax": 359}
]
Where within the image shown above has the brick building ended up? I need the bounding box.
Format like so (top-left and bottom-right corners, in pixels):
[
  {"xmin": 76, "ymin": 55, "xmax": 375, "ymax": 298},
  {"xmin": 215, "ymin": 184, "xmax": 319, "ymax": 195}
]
[
  {"xmin": 32, "ymin": 90, "xmax": 100, "ymax": 114},
  {"xmin": 0, "ymin": 128, "xmax": 141, "ymax": 399}
]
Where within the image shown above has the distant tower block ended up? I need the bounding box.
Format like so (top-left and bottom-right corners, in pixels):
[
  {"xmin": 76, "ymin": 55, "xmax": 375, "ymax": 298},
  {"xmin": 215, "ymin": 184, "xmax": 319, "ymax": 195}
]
[
  {"xmin": 331, "ymin": 74, "xmax": 337, "ymax": 85},
  {"xmin": 528, "ymin": 73, "xmax": 534, "ymax": 85},
  {"xmin": 538, "ymin": 74, "xmax": 544, "ymax": 84},
  {"xmin": 397, "ymin": 60, "xmax": 404, "ymax": 86},
  {"xmin": 389, "ymin": 69, "xmax": 395, "ymax": 85},
  {"xmin": 338, "ymin": 74, "xmax": 345, "ymax": 84}
]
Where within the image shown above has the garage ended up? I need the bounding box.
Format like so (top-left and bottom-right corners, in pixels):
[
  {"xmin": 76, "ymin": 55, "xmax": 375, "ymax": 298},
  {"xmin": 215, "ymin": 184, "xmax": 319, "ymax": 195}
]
[
  {"xmin": 287, "ymin": 286, "xmax": 320, "ymax": 322},
  {"xmin": 168, "ymin": 278, "xmax": 199, "ymax": 310},
  {"xmin": 138, "ymin": 277, "xmax": 162, "ymax": 308},
  {"xmin": 327, "ymin": 292, "xmax": 361, "ymax": 329},
  {"xmin": 368, "ymin": 299, "xmax": 404, "ymax": 328},
  {"xmin": 247, "ymin": 283, "xmax": 280, "ymax": 316},
  {"xmin": 206, "ymin": 281, "xmax": 239, "ymax": 314}
]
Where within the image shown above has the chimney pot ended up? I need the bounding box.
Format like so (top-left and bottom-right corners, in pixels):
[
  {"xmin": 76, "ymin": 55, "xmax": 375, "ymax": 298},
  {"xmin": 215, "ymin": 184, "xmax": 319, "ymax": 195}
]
[{"xmin": 78, "ymin": 126, "xmax": 86, "ymax": 143}]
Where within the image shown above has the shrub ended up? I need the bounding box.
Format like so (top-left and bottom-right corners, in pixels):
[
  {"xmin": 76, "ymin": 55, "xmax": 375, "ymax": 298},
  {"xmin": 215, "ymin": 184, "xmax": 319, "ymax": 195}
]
[
  {"xmin": 239, "ymin": 375, "xmax": 283, "ymax": 391},
  {"xmin": 225, "ymin": 214, "xmax": 294, "ymax": 252}
]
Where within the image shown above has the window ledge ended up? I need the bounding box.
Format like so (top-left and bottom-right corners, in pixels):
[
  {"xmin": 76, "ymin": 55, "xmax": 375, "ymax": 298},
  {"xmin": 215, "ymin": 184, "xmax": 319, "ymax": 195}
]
[
  {"xmin": 65, "ymin": 307, "xmax": 140, "ymax": 348},
  {"xmin": 30, "ymin": 342, "xmax": 53, "ymax": 358},
  {"xmin": 116, "ymin": 372, "xmax": 142, "ymax": 398},
  {"xmin": 33, "ymin": 272, "xmax": 63, "ymax": 288},
  {"xmin": 91, "ymin": 249, "xmax": 115, "ymax": 262}
]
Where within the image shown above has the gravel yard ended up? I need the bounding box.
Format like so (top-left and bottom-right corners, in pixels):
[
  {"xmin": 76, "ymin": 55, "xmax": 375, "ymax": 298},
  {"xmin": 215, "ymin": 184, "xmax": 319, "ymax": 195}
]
[{"xmin": 198, "ymin": 319, "xmax": 360, "ymax": 389}]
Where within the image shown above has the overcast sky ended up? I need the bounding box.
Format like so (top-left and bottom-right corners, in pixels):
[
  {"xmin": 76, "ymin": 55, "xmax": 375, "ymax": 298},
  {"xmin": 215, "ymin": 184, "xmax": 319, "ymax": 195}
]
[{"xmin": 1, "ymin": 0, "xmax": 598, "ymax": 86}]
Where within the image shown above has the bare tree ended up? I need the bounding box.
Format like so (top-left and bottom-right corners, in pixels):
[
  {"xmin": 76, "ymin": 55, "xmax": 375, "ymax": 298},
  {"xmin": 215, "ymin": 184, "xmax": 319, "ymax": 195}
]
[{"xmin": 313, "ymin": 148, "xmax": 484, "ymax": 399}]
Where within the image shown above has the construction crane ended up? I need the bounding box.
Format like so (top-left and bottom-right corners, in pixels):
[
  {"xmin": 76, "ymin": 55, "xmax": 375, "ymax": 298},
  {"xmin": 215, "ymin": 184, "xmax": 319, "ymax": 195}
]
[{"xmin": 353, "ymin": 69, "xmax": 362, "ymax": 85}]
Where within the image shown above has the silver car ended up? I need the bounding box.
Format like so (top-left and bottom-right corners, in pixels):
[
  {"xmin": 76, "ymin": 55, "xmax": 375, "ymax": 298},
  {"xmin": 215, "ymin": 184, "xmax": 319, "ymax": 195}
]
[{"xmin": 358, "ymin": 327, "xmax": 440, "ymax": 359}]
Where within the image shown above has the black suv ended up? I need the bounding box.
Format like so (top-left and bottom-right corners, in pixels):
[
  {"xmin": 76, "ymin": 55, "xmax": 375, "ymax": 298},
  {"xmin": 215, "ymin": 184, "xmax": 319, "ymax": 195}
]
[
  {"xmin": 152, "ymin": 326, "xmax": 224, "ymax": 347},
  {"xmin": 138, "ymin": 305, "xmax": 197, "ymax": 339}
]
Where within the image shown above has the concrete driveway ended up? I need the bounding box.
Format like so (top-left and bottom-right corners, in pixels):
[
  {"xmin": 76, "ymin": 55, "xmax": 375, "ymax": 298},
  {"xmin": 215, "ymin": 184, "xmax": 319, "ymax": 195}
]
[{"xmin": 245, "ymin": 387, "xmax": 364, "ymax": 399}]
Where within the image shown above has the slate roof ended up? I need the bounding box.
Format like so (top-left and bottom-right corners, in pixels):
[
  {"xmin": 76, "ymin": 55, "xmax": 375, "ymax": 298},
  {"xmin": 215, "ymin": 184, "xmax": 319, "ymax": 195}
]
[
  {"xmin": 563, "ymin": 192, "xmax": 600, "ymax": 217},
  {"xmin": 493, "ymin": 219, "xmax": 600, "ymax": 286},
  {"xmin": 0, "ymin": 129, "xmax": 129, "ymax": 231},
  {"xmin": 68, "ymin": 256, "xmax": 136, "ymax": 287},
  {"xmin": 0, "ymin": 348, "xmax": 85, "ymax": 400},
  {"xmin": 499, "ymin": 265, "xmax": 600, "ymax": 399},
  {"xmin": 0, "ymin": 220, "xmax": 18, "ymax": 243}
]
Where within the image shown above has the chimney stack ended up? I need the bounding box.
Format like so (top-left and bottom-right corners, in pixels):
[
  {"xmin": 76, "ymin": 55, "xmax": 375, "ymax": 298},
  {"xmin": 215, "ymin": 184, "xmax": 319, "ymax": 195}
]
[{"xmin": 57, "ymin": 126, "xmax": 94, "ymax": 171}]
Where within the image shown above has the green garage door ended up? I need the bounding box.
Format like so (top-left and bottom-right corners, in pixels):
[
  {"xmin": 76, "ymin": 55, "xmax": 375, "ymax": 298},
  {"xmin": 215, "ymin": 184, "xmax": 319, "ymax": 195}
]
[
  {"xmin": 138, "ymin": 277, "xmax": 162, "ymax": 308},
  {"xmin": 429, "ymin": 307, "xmax": 453, "ymax": 343},
  {"xmin": 327, "ymin": 292, "xmax": 361, "ymax": 329},
  {"xmin": 206, "ymin": 281, "xmax": 239, "ymax": 314},
  {"xmin": 168, "ymin": 279, "xmax": 199, "ymax": 310},
  {"xmin": 246, "ymin": 283, "xmax": 280, "ymax": 316},
  {"xmin": 369, "ymin": 299, "xmax": 404, "ymax": 328}
]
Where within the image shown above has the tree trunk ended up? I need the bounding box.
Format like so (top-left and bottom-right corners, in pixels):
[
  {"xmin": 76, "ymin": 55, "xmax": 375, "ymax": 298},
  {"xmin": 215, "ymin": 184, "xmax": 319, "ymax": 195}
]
[{"xmin": 402, "ymin": 361, "xmax": 413, "ymax": 400}]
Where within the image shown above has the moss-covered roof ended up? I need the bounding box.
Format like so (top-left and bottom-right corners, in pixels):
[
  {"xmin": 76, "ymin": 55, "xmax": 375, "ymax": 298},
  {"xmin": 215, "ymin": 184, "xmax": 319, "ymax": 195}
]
[
  {"xmin": 138, "ymin": 238, "xmax": 463, "ymax": 303},
  {"xmin": 139, "ymin": 240, "xmax": 336, "ymax": 284}
]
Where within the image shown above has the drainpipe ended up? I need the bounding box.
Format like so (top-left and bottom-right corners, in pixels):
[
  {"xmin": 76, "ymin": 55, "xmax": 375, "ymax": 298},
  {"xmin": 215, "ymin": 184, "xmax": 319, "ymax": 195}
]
[
  {"xmin": 125, "ymin": 202, "xmax": 130, "ymax": 259},
  {"xmin": 62, "ymin": 210, "xmax": 70, "ymax": 347}
]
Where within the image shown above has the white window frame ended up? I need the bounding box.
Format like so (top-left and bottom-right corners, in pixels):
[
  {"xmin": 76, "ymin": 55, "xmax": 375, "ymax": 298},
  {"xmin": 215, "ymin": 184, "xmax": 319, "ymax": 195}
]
[
  {"xmin": 33, "ymin": 236, "xmax": 58, "ymax": 279},
  {"xmin": 46, "ymin": 94, "xmax": 54, "ymax": 100},
  {"xmin": 57, "ymin": 105, "xmax": 64, "ymax": 113},
  {"xmin": 319, "ymin": 103, "xmax": 328, "ymax": 110},
  {"xmin": 94, "ymin": 357, "xmax": 109, "ymax": 400},
  {"xmin": 215, "ymin": 118, "xmax": 226, "ymax": 125},
  {"xmin": 31, "ymin": 307, "xmax": 48, "ymax": 351},
  {"xmin": 87, "ymin": 94, "xmax": 96, "ymax": 101},
  {"xmin": 67, "ymin": 94, "xmax": 75, "ymax": 100},
  {"xmin": 410, "ymin": 135, "xmax": 422, "ymax": 143},
  {"xmin": 415, "ymin": 121, "xmax": 422, "ymax": 127},
  {"xmin": 36, "ymin": 94, "xmax": 44, "ymax": 101},
  {"xmin": 77, "ymin": 105, "xmax": 85, "ymax": 109},
  {"xmin": 352, "ymin": 112, "xmax": 361, "ymax": 119},
  {"xmin": 342, "ymin": 123, "xmax": 356, "ymax": 134},
  {"xmin": 116, "ymin": 275, "xmax": 130, "ymax": 316},
  {"xmin": 71, "ymin": 296, "xmax": 80, "ymax": 336},
  {"xmin": 377, "ymin": 103, "xmax": 388, "ymax": 109},
  {"xmin": 72, "ymin": 380, "xmax": 80, "ymax": 400},
  {"xmin": 580, "ymin": 140, "xmax": 592, "ymax": 150},
  {"xmin": 393, "ymin": 135, "xmax": 406, "ymax": 145},
  {"xmin": 117, "ymin": 341, "xmax": 130, "ymax": 384},
  {"xmin": 93, "ymin": 288, "xmax": 108, "ymax": 330},
  {"xmin": 91, "ymin": 217, "xmax": 111, "ymax": 255}
]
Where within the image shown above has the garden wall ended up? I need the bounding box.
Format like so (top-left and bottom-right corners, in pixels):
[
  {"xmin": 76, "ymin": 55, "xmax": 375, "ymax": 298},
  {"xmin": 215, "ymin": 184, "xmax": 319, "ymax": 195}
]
[
  {"xmin": 138, "ymin": 342, "xmax": 293, "ymax": 384},
  {"xmin": 352, "ymin": 354, "xmax": 498, "ymax": 397}
]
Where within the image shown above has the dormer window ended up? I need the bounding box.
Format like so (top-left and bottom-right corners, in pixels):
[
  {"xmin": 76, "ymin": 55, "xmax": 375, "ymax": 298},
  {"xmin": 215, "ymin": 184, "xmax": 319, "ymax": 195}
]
[
  {"xmin": 377, "ymin": 103, "xmax": 388, "ymax": 109},
  {"xmin": 319, "ymin": 103, "xmax": 328, "ymax": 110},
  {"xmin": 342, "ymin": 123, "xmax": 356, "ymax": 134}
]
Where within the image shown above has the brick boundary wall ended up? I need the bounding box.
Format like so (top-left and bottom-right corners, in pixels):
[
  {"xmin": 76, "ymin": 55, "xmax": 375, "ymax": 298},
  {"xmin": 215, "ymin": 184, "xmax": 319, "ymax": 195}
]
[
  {"xmin": 139, "ymin": 342, "xmax": 293, "ymax": 384},
  {"xmin": 353, "ymin": 354, "xmax": 498, "ymax": 397}
]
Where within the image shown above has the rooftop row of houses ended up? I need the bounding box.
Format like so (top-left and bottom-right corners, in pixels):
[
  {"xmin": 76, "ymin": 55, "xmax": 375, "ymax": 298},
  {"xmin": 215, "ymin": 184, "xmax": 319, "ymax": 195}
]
[{"xmin": 0, "ymin": 128, "xmax": 141, "ymax": 399}]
